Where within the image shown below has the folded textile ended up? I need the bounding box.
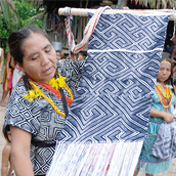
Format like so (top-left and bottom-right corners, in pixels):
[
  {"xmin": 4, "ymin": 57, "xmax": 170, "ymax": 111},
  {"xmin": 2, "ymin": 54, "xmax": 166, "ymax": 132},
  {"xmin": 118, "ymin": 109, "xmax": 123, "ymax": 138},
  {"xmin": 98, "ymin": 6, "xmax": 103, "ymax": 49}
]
[{"xmin": 152, "ymin": 120, "xmax": 176, "ymax": 160}]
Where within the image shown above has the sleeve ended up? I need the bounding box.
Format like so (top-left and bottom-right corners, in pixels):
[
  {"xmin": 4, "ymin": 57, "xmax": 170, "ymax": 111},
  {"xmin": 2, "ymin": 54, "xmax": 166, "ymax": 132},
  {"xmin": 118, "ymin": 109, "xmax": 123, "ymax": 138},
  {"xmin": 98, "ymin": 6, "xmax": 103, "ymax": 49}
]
[
  {"xmin": 172, "ymin": 93, "xmax": 176, "ymax": 105},
  {"xmin": 57, "ymin": 59, "xmax": 85, "ymax": 95},
  {"xmin": 4, "ymin": 84, "xmax": 41, "ymax": 136}
]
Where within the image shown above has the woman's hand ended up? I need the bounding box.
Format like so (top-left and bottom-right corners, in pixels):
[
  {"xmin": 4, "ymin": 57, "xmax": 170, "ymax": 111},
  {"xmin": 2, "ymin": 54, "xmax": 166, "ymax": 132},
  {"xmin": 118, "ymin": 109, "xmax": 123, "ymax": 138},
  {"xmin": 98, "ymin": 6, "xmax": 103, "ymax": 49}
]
[
  {"xmin": 162, "ymin": 112, "xmax": 174, "ymax": 123},
  {"xmin": 173, "ymin": 114, "xmax": 176, "ymax": 120},
  {"xmin": 150, "ymin": 108, "xmax": 174, "ymax": 123}
]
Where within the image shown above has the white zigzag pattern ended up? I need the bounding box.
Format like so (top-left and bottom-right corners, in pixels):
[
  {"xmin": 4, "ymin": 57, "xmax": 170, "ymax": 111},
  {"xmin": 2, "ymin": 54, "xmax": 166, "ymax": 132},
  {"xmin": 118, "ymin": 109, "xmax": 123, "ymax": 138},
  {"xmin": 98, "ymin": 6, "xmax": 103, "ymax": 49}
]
[{"xmin": 57, "ymin": 13, "xmax": 170, "ymax": 143}]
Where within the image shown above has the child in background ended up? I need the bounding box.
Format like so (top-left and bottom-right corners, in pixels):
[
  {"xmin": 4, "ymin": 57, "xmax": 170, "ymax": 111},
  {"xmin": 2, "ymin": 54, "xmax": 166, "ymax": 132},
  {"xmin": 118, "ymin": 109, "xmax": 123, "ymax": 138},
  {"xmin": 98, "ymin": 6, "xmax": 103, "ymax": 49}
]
[
  {"xmin": 56, "ymin": 50, "xmax": 65, "ymax": 60},
  {"xmin": 0, "ymin": 52, "xmax": 15, "ymax": 106},
  {"xmin": 1, "ymin": 126, "xmax": 15, "ymax": 176},
  {"xmin": 134, "ymin": 58, "xmax": 176, "ymax": 176}
]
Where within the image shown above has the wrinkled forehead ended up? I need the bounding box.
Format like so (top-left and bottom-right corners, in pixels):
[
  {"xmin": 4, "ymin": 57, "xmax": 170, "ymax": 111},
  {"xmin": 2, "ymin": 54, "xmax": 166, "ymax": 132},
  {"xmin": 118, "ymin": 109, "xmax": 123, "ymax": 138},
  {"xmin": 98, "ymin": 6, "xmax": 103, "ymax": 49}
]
[
  {"xmin": 22, "ymin": 33, "xmax": 51, "ymax": 56},
  {"xmin": 22, "ymin": 32, "xmax": 49, "ymax": 46},
  {"xmin": 160, "ymin": 62, "xmax": 171, "ymax": 69}
]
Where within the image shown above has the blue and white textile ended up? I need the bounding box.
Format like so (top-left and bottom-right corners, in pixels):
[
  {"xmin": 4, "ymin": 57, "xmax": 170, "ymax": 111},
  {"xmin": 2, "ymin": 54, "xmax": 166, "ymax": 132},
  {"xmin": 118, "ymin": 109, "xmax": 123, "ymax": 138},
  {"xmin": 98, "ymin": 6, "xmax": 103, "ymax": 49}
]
[
  {"xmin": 57, "ymin": 59, "xmax": 85, "ymax": 95},
  {"xmin": 47, "ymin": 9, "xmax": 170, "ymax": 176}
]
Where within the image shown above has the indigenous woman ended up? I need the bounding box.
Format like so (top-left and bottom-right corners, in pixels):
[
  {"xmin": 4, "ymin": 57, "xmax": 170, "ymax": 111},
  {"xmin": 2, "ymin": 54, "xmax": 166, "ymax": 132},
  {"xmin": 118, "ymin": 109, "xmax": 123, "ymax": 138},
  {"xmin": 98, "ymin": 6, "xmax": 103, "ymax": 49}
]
[
  {"xmin": 134, "ymin": 58, "xmax": 176, "ymax": 176},
  {"xmin": 3, "ymin": 25, "xmax": 84, "ymax": 176}
]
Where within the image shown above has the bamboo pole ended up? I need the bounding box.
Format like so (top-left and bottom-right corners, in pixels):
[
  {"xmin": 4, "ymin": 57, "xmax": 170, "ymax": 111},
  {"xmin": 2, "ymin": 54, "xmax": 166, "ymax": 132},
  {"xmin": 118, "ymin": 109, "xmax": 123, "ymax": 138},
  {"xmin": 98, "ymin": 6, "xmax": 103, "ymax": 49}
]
[{"xmin": 58, "ymin": 7, "xmax": 175, "ymax": 21}]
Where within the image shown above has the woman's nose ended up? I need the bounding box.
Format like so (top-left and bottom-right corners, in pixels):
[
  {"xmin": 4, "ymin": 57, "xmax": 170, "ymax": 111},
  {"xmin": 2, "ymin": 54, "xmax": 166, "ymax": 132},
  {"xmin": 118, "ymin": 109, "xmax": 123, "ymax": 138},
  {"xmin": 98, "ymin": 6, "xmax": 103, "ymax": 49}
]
[
  {"xmin": 163, "ymin": 69, "xmax": 166, "ymax": 74},
  {"xmin": 41, "ymin": 53, "xmax": 49, "ymax": 67}
]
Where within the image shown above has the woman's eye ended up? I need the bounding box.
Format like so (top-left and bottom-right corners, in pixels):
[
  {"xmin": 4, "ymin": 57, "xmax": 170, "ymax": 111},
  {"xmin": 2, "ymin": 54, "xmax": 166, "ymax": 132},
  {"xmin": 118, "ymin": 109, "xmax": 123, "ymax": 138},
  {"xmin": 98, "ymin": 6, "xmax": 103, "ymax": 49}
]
[
  {"xmin": 46, "ymin": 49, "xmax": 51, "ymax": 53},
  {"xmin": 31, "ymin": 57, "xmax": 38, "ymax": 61}
]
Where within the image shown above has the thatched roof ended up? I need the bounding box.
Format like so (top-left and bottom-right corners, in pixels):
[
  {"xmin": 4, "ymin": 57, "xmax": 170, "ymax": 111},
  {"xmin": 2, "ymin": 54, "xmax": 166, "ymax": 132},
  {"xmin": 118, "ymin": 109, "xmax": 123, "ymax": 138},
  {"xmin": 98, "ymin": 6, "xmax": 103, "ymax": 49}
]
[{"xmin": 42, "ymin": 0, "xmax": 118, "ymax": 14}]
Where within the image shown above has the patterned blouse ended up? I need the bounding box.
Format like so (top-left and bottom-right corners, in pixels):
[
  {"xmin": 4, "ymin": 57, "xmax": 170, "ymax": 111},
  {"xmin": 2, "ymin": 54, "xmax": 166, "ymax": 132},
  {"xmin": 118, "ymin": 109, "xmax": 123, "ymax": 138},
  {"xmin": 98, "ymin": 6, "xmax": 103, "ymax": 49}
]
[
  {"xmin": 4, "ymin": 59, "xmax": 85, "ymax": 175},
  {"xmin": 57, "ymin": 59, "xmax": 85, "ymax": 95}
]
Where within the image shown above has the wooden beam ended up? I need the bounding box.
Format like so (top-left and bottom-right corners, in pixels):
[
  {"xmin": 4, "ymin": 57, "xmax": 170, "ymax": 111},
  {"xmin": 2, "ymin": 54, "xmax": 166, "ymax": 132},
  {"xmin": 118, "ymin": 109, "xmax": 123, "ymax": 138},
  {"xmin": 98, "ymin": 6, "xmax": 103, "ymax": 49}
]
[{"xmin": 59, "ymin": 8, "xmax": 175, "ymax": 21}]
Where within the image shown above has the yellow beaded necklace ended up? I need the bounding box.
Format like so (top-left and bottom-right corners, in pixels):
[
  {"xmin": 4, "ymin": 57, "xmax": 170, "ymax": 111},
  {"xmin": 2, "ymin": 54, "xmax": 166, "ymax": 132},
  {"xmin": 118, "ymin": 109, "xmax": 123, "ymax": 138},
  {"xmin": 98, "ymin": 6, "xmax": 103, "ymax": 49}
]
[
  {"xmin": 155, "ymin": 83, "xmax": 173, "ymax": 112},
  {"xmin": 23, "ymin": 73, "xmax": 73, "ymax": 118}
]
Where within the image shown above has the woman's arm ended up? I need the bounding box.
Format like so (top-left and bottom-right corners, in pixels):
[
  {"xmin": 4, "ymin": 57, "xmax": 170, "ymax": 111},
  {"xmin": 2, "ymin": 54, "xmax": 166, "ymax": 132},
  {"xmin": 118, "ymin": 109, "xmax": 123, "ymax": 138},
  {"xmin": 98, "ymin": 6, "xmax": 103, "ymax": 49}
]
[
  {"xmin": 0, "ymin": 48, "xmax": 4, "ymax": 70},
  {"xmin": 150, "ymin": 108, "xmax": 174, "ymax": 123},
  {"xmin": 1, "ymin": 144, "xmax": 10, "ymax": 176},
  {"xmin": 10, "ymin": 126, "xmax": 33, "ymax": 176}
]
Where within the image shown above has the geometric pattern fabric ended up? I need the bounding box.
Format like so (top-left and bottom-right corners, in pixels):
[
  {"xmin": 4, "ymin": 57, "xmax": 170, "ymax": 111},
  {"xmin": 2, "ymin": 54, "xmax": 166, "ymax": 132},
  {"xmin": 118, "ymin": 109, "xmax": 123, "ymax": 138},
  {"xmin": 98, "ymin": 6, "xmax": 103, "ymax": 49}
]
[{"xmin": 57, "ymin": 13, "xmax": 170, "ymax": 143}]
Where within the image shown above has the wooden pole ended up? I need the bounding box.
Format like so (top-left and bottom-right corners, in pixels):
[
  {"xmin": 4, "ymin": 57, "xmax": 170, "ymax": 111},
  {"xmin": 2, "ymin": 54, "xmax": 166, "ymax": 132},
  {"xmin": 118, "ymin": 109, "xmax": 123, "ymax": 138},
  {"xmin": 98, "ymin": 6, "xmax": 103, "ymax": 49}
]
[{"xmin": 58, "ymin": 7, "xmax": 175, "ymax": 21}]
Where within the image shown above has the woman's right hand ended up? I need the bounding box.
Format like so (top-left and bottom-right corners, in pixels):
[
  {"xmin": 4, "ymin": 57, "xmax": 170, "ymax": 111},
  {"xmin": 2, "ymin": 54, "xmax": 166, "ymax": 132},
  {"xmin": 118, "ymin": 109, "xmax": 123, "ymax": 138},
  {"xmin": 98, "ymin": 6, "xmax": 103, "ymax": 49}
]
[{"xmin": 162, "ymin": 112, "xmax": 174, "ymax": 123}]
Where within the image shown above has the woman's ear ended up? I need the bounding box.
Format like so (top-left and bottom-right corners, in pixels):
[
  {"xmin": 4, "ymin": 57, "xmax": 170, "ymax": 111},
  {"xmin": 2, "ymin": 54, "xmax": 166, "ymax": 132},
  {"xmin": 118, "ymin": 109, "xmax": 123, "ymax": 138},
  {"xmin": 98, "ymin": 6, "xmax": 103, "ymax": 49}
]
[{"xmin": 16, "ymin": 62, "xmax": 25, "ymax": 73}]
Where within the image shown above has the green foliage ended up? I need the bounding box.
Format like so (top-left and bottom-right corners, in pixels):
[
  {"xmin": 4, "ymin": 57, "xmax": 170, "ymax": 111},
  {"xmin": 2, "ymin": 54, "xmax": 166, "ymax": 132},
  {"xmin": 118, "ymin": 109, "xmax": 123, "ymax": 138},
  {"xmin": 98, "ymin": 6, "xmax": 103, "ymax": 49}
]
[
  {"xmin": 0, "ymin": 0, "xmax": 45, "ymax": 58},
  {"xmin": 0, "ymin": 18, "xmax": 13, "ymax": 55},
  {"xmin": 14, "ymin": 0, "xmax": 45, "ymax": 29},
  {"xmin": 0, "ymin": 0, "xmax": 21, "ymax": 31}
]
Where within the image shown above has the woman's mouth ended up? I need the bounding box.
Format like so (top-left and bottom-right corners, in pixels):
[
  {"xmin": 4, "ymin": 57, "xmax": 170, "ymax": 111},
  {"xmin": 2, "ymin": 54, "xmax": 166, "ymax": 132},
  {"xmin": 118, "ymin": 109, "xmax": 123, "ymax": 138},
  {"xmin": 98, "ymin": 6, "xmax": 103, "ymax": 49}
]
[
  {"xmin": 159, "ymin": 75, "xmax": 168, "ymax": 80},
  {"xmin": 44, "ymin": 67, "xmax": 51, "ymax": 73}
]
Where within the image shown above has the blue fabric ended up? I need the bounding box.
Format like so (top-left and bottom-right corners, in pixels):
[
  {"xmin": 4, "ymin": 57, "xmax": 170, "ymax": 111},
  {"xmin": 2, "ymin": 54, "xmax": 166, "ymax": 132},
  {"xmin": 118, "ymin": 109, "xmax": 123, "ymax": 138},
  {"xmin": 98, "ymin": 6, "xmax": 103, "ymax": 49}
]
[
  {"xmin": 57, "ymin": 13, "xmax": 170, "ymax": 144},
  {"xmin": 138, "ymin": 90, "xmax": 176, "ymax": 174},
  {"xmin": 57, "ymin": 59, "xmax": 85, "ymax": 95}
]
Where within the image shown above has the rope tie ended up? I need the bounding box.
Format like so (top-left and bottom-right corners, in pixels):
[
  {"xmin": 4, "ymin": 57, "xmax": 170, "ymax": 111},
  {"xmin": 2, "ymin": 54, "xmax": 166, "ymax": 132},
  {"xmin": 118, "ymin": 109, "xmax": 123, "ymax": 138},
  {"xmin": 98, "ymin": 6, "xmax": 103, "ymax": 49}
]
[
  {"xmin": 64, "ymin": 6, "xmax": 111, "ymax": 54},
  {"xmin": 60, "ymin": 6, "xmax": 71, "ymax": 16}
]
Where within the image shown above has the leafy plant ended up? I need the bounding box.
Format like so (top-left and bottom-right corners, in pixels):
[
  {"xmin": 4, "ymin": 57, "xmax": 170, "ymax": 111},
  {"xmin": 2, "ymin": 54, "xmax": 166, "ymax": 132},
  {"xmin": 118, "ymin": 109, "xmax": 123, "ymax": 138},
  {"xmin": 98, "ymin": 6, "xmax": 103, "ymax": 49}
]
[{"xmin": 0, "ymin": 0, "xmax": 45, "ymax": 58}]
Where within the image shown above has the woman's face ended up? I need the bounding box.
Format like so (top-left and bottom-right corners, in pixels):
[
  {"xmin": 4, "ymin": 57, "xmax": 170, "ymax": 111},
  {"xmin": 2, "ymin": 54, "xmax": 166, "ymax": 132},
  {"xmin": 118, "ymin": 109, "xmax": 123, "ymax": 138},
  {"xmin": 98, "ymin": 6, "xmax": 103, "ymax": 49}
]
[
  {"xmin": 157, "ymin": 61, "xmax": 171, "ymax": 83},
  {"xmin": 19, "ymin": 33, "xmax": 57, "ymax": 84},
  {"xmin": 56, "ymin": 52, "xmax": 61, "ymax": 60}
]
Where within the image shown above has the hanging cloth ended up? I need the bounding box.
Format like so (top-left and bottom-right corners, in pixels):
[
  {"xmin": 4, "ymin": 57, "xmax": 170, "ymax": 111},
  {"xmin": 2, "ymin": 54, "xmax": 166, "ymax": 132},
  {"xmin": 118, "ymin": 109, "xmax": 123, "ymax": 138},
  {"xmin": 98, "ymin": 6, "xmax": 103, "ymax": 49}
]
[
  {"xmin": 47, "ymin": 7, "xmax": 171, "ymax": 176},
  {"xmin": 63, "ymin": 6, "xmax": 111, "ymax": 54}
]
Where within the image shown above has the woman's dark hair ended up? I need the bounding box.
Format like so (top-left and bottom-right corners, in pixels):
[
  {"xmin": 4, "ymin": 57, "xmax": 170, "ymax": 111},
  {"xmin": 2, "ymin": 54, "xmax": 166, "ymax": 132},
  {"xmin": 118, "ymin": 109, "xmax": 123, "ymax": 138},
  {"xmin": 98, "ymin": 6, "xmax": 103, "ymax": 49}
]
[
  {"xmin": 8, "ymin": 25, "xmax": 50, "ymax": 65},
  {"xmin": 3, "ymin": 125, "xmax": 10, "ymax": 143},
  {"xmin": 8, "ymin": 25, "xmax": 50, "ymax": 91}
]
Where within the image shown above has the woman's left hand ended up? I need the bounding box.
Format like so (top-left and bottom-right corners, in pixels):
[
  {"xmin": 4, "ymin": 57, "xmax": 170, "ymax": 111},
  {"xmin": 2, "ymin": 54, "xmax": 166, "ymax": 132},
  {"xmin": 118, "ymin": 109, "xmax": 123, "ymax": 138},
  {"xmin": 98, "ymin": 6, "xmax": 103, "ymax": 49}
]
[
  {"xmin": 173, "ymin": 114, "xmax": 176, "ymax": 120},
  {"xmin": 164, "ymin": 114, "xmax": 174, "ymax": 123}
]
